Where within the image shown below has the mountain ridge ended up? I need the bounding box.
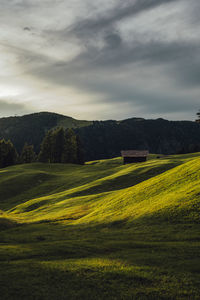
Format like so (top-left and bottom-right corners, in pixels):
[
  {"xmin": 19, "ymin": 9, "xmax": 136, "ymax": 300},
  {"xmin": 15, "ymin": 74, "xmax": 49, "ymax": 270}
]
[{"xmin": 0, "ymin": 111, "xmax": 200, "ymax": 160}]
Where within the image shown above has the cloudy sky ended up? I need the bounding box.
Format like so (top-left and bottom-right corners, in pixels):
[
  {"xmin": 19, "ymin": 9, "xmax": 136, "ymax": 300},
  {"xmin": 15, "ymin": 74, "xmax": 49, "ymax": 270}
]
[{"xmin": 0, "ymin": 0, "xmax": 199, "ymax": 120}]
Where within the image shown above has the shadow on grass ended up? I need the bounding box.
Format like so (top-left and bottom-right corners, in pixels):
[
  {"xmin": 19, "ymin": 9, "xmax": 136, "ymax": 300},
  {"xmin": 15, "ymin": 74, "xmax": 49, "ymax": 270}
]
[
  {"xmin": 1, "ymin": 220, "xmax": 200, "ymax": 299},
  {"xmin": 0, "ymin": 258, "xmax": 158, "ymax": 300},
  {"xmin": 0, "ymin": 217, "xmax": 18, "ymax": 230}
]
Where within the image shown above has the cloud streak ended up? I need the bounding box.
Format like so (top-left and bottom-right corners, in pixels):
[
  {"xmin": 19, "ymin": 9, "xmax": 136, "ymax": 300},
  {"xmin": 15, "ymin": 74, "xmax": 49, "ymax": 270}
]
[
  {"xmin": 0, "ymin": 99, "xmax": 31, "ymax": 117},
  {"xmin": 68, "ymin": 0, "xmax": 179, "ymax": 37}
]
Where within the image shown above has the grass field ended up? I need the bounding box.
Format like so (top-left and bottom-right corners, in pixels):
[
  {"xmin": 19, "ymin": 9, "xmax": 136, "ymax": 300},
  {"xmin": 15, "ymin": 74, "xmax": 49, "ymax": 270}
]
[{"xmin": 0, "ymin": 153, "xmax": 200, "ymax": 299}]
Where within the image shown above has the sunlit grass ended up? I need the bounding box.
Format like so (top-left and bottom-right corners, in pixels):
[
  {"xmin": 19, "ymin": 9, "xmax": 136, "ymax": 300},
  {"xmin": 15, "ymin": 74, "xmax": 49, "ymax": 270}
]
[{"xmin": 0, "ymin": 153, "xmax": 200, "ymax": 299}]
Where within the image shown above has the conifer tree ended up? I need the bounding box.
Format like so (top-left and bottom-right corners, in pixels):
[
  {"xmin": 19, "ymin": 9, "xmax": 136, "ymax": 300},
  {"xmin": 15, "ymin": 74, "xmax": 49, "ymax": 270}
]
[
  {"xmin": 39, "ymin": 127, "xmax": 68, "ymax": 163},
  {"xmin": 38, "ymin": 129, "xmax": 54, "ymax": 162},
  {"xmin": 20, "ymin": 143, "xmax": 36, "ymax": 163},
  {"xmin": 76, "ymin": 135, "xmax": 85, "ymax": 165},
  {"xmin": 63, "ymin": 128, "xmax": 78, "ymax": 163},
  {"xmin": 52, "ymin": 127, "xmax": 66, "ymax": 163},
  {"xmin": 0, "ymin": 139, "xmax": 18, "ymax": 168},
  {"xmin": 38, "ymin": 127, "xmax": 84, "ymax": 164}
]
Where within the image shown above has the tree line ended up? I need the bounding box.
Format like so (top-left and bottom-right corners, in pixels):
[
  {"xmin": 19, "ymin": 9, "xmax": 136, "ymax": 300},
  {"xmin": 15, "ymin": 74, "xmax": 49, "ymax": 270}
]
[{"xmin": 0, "ymin": 127, "xmax": 84, "ymax": 168}]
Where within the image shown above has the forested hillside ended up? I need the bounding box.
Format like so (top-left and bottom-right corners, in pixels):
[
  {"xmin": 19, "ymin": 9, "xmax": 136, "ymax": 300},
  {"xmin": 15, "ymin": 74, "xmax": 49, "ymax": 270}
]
[
  {"xmin": 78, "ymin": 118, "xmax": 200, "ymax": 160},
  {"xmin": 0, "ymin": 112, "xmax": 200, "ymax": 160},
  {"xmin": 0, "ymin": 112, "xmax": 91, "ymax": 153}
]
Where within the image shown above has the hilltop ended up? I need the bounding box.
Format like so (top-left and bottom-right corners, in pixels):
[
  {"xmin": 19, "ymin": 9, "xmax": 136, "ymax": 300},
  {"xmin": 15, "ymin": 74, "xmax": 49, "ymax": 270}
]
[
  {"xmin": 0, "ymin": 112, "xmax": 200, "ymax": 160},
  {"xmin": 0, "ymin": 153, "xmax": 200, "ymax": 299}
]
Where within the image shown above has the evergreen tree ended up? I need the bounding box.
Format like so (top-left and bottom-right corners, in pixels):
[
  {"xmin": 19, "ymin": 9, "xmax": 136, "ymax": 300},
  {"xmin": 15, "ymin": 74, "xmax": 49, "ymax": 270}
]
[
  {"xmin": 0, "ymin": 139, "xmax": 18, "ymax": 168},
  {"xmin": 20, "ymin": 143, "xmax": 36, "ymax": 163},
  {"xmin": 52, "ymin": 127, "xmax": 66, "ymax": 163},
  {"xmin": 63, "ymin": 128, "xmax": 78, "ymax": 163},
  {"xmin": 76, "ymin": 135, "xmax": 85, "ymax": 165},
  {"xmin": 38, "ymin": 127, "xmax": 84, "ymax": 164},
  {"xmin": 39, "ymin": 127, "xmax": 69, "ymax": 163},
  {"xmin": 38, "ymin": 129, "xmax": 54, "ymax": 162}
]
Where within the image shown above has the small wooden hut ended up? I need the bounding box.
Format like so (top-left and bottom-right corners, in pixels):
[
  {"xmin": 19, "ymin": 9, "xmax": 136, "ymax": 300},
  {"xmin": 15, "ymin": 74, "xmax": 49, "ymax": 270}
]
[{"xmin": 121, "ymin": 150, "xmax": 149, "ymax": 164}]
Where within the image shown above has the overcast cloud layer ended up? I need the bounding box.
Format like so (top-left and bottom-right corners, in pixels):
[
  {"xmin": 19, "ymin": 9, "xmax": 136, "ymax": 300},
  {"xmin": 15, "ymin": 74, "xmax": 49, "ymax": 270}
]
[{"xmin": 0, "ymin": 0, "xmax": 199, "ymax": 120}]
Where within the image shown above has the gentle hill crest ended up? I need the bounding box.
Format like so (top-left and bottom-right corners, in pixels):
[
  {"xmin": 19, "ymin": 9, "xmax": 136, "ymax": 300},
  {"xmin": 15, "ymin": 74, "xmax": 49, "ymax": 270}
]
[{"xmin": 1, "ymin": 153, "xmax": 200, "ymax": 225}]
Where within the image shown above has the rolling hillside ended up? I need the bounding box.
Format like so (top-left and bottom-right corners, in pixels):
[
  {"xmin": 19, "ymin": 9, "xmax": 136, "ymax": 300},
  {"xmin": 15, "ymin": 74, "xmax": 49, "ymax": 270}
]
[{"xmin": 0, "ymin": 153, "xmax": 200, "ymax": 299}]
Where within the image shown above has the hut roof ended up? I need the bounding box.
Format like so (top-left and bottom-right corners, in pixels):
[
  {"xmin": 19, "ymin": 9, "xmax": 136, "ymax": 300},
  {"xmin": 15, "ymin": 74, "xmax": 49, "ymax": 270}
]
[{"xmin": 121, "ymin": 150, "xmax": 149, "ymax": 157}]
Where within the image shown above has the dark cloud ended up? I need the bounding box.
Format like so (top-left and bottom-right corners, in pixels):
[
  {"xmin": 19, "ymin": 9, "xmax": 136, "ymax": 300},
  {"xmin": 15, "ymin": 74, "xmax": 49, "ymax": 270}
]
[
  {"xmin": 41, "ymin": 0, "xmax": 200, "ymax": 89},
  {"xmin": 32, "ymin": 38, "xmax": 200, "ymax": 88},
  {"xmin": 185, "ymin": 1, "xmax": 200, "ymax": 25},
  {"xmin": 104, "ymin": 31, "xmax": 122, "ymax": 49},
  {"xmin": 68, "ymin": 0, "xmax": 179, "ymax": 39},
  {"xmin": 23, "ymin": 27, "xmax": 31, "ymax": 31}
]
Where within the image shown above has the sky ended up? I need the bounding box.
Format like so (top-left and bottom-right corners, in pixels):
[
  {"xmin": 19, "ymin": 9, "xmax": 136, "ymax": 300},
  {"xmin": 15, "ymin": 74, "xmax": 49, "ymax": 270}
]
[{"xmin": 0, "ymin": 0, "xmax": 199, "ymax": 121}]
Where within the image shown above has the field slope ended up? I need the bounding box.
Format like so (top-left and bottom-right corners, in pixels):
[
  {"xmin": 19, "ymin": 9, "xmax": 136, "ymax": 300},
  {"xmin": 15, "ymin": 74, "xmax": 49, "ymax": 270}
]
[{"xmin": 0, "ymin": 153, "xmax": 200, "ymax": 299}]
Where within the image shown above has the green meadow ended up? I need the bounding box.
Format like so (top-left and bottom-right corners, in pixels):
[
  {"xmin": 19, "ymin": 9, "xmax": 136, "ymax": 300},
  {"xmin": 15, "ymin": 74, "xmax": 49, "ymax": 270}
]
[{"xmin": 0, "ymin": 153, "xmax": 200, "ymax": 299}]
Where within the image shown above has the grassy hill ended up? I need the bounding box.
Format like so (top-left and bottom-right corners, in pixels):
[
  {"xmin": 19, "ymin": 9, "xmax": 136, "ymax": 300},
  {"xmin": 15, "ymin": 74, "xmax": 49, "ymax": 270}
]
[{"xmin": 0, "ymin": 153, "xmax": 200, "ymax": 299}]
